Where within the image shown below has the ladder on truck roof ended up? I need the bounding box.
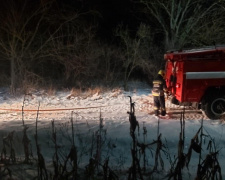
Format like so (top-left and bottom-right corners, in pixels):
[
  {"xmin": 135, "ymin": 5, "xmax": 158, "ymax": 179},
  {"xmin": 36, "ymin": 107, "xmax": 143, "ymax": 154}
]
[{"xmin": 165, "ymin": 45, "xmax": 225, "ymax": 61}]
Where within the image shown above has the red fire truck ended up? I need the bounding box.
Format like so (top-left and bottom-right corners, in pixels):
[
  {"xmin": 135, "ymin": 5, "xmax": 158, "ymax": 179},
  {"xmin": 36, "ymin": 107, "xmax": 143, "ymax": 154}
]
[{"xmin": 164, "ymin": 46, "xmax": 225, "ymax": 119}]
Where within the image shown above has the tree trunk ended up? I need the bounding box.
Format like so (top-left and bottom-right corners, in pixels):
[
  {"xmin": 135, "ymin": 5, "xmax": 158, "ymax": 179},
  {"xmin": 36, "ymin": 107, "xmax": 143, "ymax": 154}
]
[{"xmin": 10, "ymin": 57, "xmax": 16, "ymax": 94}]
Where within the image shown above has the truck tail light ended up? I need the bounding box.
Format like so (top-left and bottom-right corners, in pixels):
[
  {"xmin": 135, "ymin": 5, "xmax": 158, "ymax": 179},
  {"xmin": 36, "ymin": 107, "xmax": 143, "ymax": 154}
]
[{"xmin": 176, "ymin": 83, "xmax": 180, "ymax": 88}]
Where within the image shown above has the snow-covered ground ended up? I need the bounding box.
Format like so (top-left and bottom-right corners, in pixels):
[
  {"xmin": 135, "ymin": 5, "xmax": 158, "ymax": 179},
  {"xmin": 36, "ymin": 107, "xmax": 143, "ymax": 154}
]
[{"xmin": 0, "ymin": 81, "xmax": 224, "ymax": 179}]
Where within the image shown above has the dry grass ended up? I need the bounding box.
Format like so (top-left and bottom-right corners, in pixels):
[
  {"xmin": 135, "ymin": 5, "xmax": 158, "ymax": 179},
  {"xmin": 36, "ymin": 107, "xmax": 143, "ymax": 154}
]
[
  {"xmin": 46, "ymin": 85, "xmax": 56, "ymax": 96},
  {"xmin": 111, "ymin": 88, "xmax": 123, "ymax": 97},
  {"xmin": 15, "ymin": 79, "xmax": 123, "ymax": 100},
  {"xmin": 67, "ymin": 87, "xmax": 82, "ymax": 99},
  {"xmin": 67, "ymin": 86, "xmax": 113, "ymax": 99},
  {"xmin": 85, "ymin": 87, "xmax": 101, "ymax": 96}
]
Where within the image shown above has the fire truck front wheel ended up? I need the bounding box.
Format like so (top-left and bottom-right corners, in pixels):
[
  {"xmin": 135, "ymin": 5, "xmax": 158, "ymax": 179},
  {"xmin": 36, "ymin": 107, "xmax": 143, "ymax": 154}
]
[{"xmin": 204, "ymin": 95, "xmax": 225, "ymax": 120}]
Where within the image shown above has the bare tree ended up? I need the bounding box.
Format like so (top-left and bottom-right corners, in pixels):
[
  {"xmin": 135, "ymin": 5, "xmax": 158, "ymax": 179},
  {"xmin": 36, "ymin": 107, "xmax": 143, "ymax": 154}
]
[
  {"xmin": 116, "ymin": 23, "xmax": 162, "ymax": 89},
  {"xmin": 97, "ymin": 44, "xmax": 123, "ymax": 84},
  {"xmin": 0, "ymin": 0, "xmax": 48, "ymax": 93},
  {"xmin": 141, "ymin": 0, "xmax": 225, "ymax": 50},
  {"xmin": 44, "ymin": 23, "xmax": 102, "ymax": 86},
  {"xmin": 0, "ymin": 0, "xmax": 84, "ymax": 93}
]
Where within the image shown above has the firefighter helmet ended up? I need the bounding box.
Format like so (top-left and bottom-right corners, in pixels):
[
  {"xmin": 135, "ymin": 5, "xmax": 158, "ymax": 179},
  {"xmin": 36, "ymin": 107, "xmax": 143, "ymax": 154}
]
[{"xmin": 158, "ymin": 70, "xmax": 165, "ymax": 78}]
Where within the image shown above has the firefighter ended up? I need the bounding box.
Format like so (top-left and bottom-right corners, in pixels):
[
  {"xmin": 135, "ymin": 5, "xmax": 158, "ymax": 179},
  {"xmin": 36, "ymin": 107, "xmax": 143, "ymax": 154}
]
[{"xmin": 152, "ymin": 70, "xmax": 167, "ymax": 116}]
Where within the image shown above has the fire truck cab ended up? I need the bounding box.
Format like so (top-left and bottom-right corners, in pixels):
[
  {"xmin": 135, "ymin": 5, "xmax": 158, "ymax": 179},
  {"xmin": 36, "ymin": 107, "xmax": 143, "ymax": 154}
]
[{"xmin": 164, "ymin": 46, "xmax": 225, "ymax": 119}]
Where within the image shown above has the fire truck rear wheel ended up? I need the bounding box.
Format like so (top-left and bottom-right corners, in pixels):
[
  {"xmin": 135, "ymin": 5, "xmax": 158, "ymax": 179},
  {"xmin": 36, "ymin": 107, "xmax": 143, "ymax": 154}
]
[{"xmin": 204, "ymin": 95, "xmax": 225, "ymax": 120}]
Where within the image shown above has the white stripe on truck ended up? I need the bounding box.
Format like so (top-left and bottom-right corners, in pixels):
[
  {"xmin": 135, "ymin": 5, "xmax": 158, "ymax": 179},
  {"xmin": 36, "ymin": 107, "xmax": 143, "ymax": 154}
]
[{"xmin": 186, "ymin": 72, "xmax": 225, "ymax": 79}]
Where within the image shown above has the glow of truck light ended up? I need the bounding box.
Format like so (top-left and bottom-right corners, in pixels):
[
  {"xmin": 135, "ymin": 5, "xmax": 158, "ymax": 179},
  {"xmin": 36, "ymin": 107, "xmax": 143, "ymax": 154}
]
[{"xmin": 176, "ymin": 83, "xmax": 180, "ymax": 88}]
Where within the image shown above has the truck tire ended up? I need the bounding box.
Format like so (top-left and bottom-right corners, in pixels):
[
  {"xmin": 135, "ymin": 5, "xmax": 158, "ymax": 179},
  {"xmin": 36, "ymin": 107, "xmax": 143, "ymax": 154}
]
[{"xmin": 204, "ymin": 95, "xmax": 225, "ymax": 119}]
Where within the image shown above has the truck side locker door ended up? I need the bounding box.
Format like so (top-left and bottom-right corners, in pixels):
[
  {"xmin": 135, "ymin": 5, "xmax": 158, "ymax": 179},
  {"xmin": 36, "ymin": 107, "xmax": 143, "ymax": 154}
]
[
  {"xmin": 175, "ymin": 61, "xmax": 184, "ymax": 102},
  {"xmin": 165, "ymin": 61, "xmax": 173, "ymax": 92},
  {"xmin": 165, "ymin": 61, "xmax": 178, "ymax": 95}
]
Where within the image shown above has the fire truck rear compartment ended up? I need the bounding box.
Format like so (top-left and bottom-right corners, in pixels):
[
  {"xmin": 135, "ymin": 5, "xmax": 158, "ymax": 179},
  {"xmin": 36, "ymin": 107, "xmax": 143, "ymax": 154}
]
[{"xmin": 164, "ymin": 46, "xmax": 225, "ymax": 119}]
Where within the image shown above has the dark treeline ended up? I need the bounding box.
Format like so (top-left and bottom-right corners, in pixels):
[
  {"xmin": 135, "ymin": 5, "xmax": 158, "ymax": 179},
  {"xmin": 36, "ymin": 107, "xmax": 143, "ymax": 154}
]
[{"xmin": 0, "ymin": 0, "xmax": 225, "ymax": 93}]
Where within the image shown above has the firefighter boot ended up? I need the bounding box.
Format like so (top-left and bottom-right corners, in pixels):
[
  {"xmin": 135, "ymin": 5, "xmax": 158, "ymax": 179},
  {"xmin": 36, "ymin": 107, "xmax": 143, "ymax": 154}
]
[
  {"xmin": 161, "ymin": 109, "xmax": 166, "ymax": 116},
  {"xmin": 154, "ymin": 110, "xmax": 159, "ymax": 116}
]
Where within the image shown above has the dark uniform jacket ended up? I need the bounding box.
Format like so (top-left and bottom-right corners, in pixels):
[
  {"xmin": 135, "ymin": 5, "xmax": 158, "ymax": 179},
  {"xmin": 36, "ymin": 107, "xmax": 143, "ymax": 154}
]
[{"xmin": 152, "ymin": 74, "xmax": 167, "ymax": 96}]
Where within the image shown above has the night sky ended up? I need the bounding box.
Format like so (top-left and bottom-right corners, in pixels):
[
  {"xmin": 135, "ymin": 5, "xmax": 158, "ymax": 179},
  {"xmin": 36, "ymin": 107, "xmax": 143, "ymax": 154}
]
[
  {"xmin": 61, "ymin": 0, "xmax": 142, "ymax": 40},
  {"xmin": 0, "ymin": 0, "xmax": 143, "ymax": 41}
]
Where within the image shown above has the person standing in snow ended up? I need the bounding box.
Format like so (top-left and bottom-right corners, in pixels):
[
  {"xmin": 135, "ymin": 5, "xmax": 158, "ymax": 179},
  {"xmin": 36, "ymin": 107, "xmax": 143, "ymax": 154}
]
[{"xmin": 152, "ymin": 70, "xmax": 168, "ymax": 116}]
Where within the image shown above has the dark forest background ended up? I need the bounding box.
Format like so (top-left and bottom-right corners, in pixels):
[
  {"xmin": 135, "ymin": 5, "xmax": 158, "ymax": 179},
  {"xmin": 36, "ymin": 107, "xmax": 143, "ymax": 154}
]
[{"xmin": 1, "ymin": 0, "xmax": 225, "ymax": 94}]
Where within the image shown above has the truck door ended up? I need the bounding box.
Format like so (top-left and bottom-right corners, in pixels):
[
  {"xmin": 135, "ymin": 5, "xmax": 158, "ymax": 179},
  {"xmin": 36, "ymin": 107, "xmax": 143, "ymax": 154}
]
[
  {"xmin": 165, "ymin": 60, "xmax": 184, "ymax": 102},
  {"xmin": 174, "ymin": 61, "xmax": 183, "ymax": 102},
  {"xmin": 165, "ymin": 61, "xmax": 176, "ymax": 94}
]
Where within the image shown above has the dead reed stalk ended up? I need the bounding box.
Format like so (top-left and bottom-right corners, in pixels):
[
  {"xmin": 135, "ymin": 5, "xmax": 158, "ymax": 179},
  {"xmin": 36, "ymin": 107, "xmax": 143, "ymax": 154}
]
[
  {"xmin": 127, "ymin": 96, "xmax": 143, "ymax": 180},
  {"xmin": 35, "ymin": 102, "xmax": 48, "ymax": 180}
]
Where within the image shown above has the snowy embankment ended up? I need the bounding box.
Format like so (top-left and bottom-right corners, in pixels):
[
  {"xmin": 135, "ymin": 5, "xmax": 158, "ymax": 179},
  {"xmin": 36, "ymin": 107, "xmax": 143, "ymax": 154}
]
[{"xmin": 0, "ymin": 81, "xmax": 224, "ymax": 179}]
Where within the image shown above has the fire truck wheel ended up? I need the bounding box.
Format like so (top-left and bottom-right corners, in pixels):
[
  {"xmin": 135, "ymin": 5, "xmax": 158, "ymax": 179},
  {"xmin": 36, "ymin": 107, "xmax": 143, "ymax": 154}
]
[
  {"xmin": 204, "ymin": 96, "xmax": 225, "ymax": 120},
  {"xmin": 201, "ymin": 102, "xmax": 206, "ymax": 111}
]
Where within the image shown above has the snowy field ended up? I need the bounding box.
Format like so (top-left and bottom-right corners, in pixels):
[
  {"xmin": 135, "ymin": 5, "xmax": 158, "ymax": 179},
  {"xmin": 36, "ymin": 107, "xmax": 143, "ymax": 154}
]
[{"xmin": 0, "ymin": 81, "xmax": 224, "ymax": 179}]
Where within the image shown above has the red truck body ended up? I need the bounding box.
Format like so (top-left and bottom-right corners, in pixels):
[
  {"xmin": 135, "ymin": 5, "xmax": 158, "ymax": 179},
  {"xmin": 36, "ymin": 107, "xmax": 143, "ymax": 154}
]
[{"xmin": 164, "ymin": 46, "xmax": 225, "ymax": 119}]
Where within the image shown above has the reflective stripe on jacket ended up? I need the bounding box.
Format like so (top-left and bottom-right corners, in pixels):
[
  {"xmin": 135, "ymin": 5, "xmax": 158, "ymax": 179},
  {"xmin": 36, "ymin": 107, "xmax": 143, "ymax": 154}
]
[{"xmin": 152, "ymin": 75, "xmax": 167, "ymax": 96}]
